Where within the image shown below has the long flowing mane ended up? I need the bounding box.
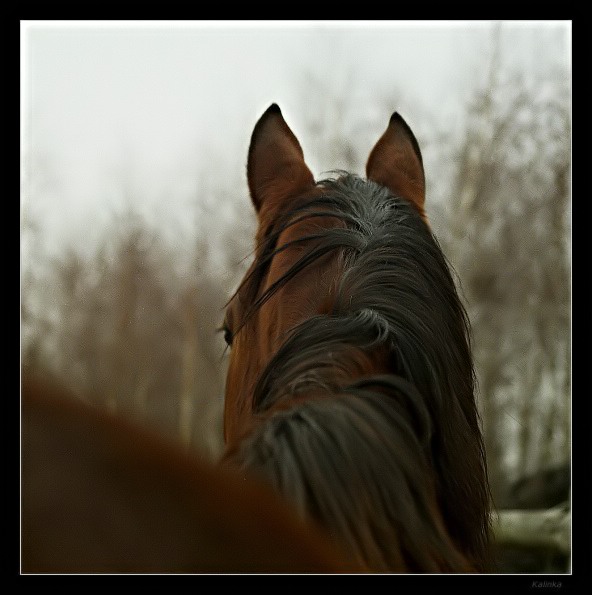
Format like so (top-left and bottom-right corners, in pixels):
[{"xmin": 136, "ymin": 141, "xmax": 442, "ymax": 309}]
[{"xmin": 223, "ymin": 172, "xmax": 490, "ymax": 571}]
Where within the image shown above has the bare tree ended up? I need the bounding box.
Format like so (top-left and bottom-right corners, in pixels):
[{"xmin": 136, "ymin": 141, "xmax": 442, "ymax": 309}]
[{"xmin": 435, "ymin": 37, "xmax": 570, "ymax": 504}]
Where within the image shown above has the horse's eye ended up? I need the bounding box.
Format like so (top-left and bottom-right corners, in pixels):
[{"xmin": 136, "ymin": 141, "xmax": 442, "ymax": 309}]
[{"xmin": 222, "ymin": 325, "xmax": 233, "ymax": 346}]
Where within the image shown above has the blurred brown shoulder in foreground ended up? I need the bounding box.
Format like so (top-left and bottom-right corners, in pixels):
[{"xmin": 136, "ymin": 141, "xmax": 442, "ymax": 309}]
[{"xmin": 21, "ymin": 376, "xmax": 360, "ymax": 574}]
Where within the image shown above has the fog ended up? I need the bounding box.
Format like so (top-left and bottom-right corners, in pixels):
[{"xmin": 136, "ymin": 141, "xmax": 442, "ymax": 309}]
[{"xmin": 21, "ymin": 21, "xmax": 571, "ymax": 572}]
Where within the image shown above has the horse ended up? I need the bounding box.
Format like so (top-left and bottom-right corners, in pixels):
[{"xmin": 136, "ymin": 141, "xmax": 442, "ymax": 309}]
[
  {"xmin": 21, "ymin": 377, "xmax": 359, "ymax": 573},
  {"xmin": 493, "ymin": 463, "xmax": 571, "ymax": 573},
  {"xmin": 220, "ymin": 104, "xmax": 491, "ymax": 572}
]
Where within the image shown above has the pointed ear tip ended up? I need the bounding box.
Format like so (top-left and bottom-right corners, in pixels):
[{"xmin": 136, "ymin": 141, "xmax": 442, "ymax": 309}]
[
  {"xmin": 389, "ymin": 112, "xmax": 404, "ymax": 124},
  {"xmin": 252, "ymin": 104, "xmax": 283, "ymax": 136}
]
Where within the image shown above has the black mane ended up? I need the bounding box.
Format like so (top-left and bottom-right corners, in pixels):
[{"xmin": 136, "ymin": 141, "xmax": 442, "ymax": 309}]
[{"xmin": 225, "ymin": 173, "xmax": 490, "ymax": 571}]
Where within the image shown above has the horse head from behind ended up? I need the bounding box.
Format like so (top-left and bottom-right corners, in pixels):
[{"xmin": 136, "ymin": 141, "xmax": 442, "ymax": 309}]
[{"xmin": 222, "ymin": 104, "xmax": 491, "ymax": 572}]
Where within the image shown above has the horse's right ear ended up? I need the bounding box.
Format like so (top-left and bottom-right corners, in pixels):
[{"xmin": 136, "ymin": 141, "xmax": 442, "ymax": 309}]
[
  {"xmin": 366, "ymin": 112, "xmax": 426, "ymax": 219},
  {"xmin": 247, "ymin": 104, "xmax": 315, "ymax": 213}
]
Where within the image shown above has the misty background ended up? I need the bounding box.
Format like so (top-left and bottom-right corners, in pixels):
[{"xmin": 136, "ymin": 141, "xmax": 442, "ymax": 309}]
[{"xmin": 21, "ymin": 21, "xmax": 571, "ymax": 566}]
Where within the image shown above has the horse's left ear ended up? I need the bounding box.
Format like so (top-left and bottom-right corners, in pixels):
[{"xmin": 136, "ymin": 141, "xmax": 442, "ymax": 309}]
[
  {"xmin": 247, "ymin": 104, "xmax": 315, "ymax": 213},
  {"xmin": 366, "ymin": 113, "xmax": 426, "ymax": 217}
]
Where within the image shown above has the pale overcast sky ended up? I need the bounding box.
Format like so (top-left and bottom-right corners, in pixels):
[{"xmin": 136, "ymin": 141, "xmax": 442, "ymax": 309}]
[{"xmin": 21, "ymin": 21, "xmax": 570, "ymax": 256}]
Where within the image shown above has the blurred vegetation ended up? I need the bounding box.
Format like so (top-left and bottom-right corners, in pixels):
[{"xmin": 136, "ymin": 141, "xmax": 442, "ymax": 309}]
[
  {"xmin": 433, "ymin": 51, "xmax": 571, "ymax": 511},
  {"xmin": 21, "ymin": 35, "xmax": 570, "ymax": 561}
]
